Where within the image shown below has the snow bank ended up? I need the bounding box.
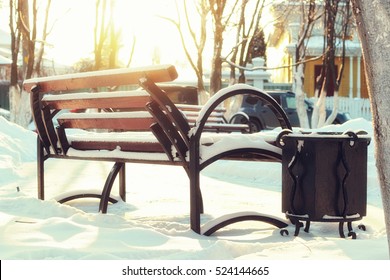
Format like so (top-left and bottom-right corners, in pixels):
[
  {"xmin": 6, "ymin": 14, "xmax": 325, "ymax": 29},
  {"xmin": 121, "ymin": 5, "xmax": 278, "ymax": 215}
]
[
  {"xmin": 0, "ymin": 116, "xmax": 36, "ymax": 164},
  {"xmin": 0, "ymin": 116, "xmax": 388, "ymax": 261}
]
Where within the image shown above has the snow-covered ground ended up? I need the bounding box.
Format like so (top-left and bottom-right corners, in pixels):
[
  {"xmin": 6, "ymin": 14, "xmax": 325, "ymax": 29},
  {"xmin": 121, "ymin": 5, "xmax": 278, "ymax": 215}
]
[{"xmin": 0, "ymin": 116, "xmax": 388, "ymax": 261}]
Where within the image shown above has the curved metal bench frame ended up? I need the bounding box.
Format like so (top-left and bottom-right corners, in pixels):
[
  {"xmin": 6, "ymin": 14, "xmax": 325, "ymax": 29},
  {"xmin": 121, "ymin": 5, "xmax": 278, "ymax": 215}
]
[
  {"xmin": 141, "ymin": 79, "xmax": 292, "ymax": 235},
  {"xmin": 26, "ymin": 65, "xmax": 293, "ymax": 236}
]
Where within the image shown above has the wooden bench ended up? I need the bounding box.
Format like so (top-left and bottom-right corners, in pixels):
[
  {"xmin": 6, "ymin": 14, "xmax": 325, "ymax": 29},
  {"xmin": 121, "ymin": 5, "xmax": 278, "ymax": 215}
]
[{"xmin": 24, "ymin": 64, "xmax": 292, "ymax": 235}]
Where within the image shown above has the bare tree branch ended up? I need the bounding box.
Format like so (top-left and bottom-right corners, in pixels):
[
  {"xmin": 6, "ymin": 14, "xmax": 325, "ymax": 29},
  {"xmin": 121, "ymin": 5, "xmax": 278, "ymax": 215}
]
[{"xmin": 223, "ymin": 52, "xmax": 325, "ymax": 71}]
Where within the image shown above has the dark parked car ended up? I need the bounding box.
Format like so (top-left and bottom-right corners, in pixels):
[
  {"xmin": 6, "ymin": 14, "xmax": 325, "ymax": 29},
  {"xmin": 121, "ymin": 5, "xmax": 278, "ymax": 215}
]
[{"xmin": 230, "ymin": 91, "xmax": 351, "ymax": 132}]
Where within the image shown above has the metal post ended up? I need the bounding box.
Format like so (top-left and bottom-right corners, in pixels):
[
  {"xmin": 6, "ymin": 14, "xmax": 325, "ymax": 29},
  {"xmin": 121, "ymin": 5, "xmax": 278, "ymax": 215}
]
[
  {"xmin": 37, "ymin": 137, "xmax": 45, "ymax": 200},
  {"xmin": 119, "ymin": 163, "xmax": 126, "ymax": 202}
]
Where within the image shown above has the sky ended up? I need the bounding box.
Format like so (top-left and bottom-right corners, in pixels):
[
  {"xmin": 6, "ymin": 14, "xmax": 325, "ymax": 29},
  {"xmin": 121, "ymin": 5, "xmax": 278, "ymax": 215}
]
[
  {"xmin": 0, "ymin": 0, "xmax": 188, "ymax": 66},
  {"xmin": 1, "ymin": 0, "xmax": 276, "ymax": 74},
  {"xmin": 46, "ymin": 0, "xmax": 184, "ymax": 66}
]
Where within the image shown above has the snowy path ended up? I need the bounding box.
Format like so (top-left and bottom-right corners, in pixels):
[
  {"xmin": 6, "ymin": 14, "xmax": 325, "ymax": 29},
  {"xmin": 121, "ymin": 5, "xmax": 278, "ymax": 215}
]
[{"xmin": 0, "ymin": 157, "xmax": 388, "ymax": 260}]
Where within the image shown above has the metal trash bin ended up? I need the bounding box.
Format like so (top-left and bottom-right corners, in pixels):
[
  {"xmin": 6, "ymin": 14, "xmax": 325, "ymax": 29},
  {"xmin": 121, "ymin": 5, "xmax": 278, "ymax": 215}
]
[{"xmin": 280, "ymin": 130, "xmax": 371, "ymax": 238}]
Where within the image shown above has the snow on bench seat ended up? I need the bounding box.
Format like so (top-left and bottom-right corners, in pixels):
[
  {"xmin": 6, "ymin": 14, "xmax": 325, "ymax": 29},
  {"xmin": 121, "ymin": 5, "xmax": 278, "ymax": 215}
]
[
  {"xmin": 200, "ymin": 131, "xmax": 281, "ymax": 164},
  {"xmin": 66, "ymin": 147, "xmax": 174, "ymax": 162},
  {"xmin": 65, "ymin": 130, "xmax": 165, "ymax": 154},
  {"xmin": 64, "ymin": 129, "xmax": 280, "ymax": 163}
]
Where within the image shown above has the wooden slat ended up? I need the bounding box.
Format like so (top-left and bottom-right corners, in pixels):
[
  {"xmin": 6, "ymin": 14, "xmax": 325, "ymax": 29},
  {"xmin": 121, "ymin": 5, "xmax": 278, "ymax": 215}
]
[
  {"xmin": 45, "ymin": 96, "xmax": 145, "ymax": 110},
  {"xmin": 71, "ymin": 140, "xmax": 165, "ymax": 153},
  {"xmin": 202, "ymin": 123, "xmax": 250, "ymax": 133},
  {"xmin": 176, "ymin": 104, "xmax": 226, "ymax": 113},
  {"xmin": 177, "ymin": 104, "xmax": 228, "ymax": 126},
  {"xmin": 58, "ymin": 118, "xmax": 153, "ymax": 130},
  {"xmin": 185, "ymin": 116, "xmax": 223, "ymax": 123},
  {"xmin": 24, "ymin": 64, "xmax": 178, "ymax": 93},
  {"xmin": 42, "ymin": 91, "xmax": 150, "ymax": 110},
  {"xmin": 183, "ymin": 111, "xmax": 225, "ymax": 118},
  {"xmin": 57, "ymin": 113, "xmax": 154, "ymax": 130}
]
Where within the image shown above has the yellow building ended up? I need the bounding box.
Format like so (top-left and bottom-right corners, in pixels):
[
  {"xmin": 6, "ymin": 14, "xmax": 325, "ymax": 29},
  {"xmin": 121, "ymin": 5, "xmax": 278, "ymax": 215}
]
[{"xmin": 268, "ymin": 2, "xmax": 368, "ymax": 99}]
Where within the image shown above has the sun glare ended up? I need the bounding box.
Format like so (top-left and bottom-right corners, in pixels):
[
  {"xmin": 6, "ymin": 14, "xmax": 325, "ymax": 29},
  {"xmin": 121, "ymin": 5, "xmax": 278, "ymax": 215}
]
[
  {"xmin": 114, "ymin": 0, "xmax": 181, "ymax": 66},
  {"xmin": 47, "ymin": 0, "xmax": 184, "ymax": 68},
  {"xmin": 46, "ymin": 1, "xmax": 95, "ymax": 65}
]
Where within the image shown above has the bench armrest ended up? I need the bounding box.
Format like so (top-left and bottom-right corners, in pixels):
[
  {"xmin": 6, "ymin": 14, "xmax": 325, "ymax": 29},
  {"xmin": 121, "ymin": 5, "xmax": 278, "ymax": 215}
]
[{"xmin": 190, "ymin": 84, "xmax": 292, "ymax": 140}]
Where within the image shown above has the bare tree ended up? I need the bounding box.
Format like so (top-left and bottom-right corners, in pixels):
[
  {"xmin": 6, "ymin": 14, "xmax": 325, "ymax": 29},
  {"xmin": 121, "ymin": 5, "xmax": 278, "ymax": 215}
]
[
  {"xmin": 9, "ymin": 0, "xmax": 21, "ymax": 87},
  {"xmin": 9, "ymin": 0, "xmax": 51, "ymax": 127},
  {"xmin": 312, "ymin": 0, "xmax": 351, "ymax": 128},
  {"xmin": 163, "ymin": 0, "xmax": 210, "ymax": 104},
  {"xmin": 351, "ymin": 0, "xmax": 390, "ymax": 256},
  {"xmin": 94, "ymin": 0, "xmax": 108, "ymax": 70},
  {"xmin": 323, "ymin": 0, "xmax": 351, "ymax": 126},
  {"xmin": 167, "ymin": 0, "xmax": 265, "ymax": 98},
  {"xmin": 93, "ymin": 0, "xmax": 133, "ymax": 70},
  {"xmin": 34, "ymin": 0, "xmax": 52, "ymax": 76},
  {"xmin": 292, "ymin": 0, "xmax": 320, "ymax": 129},
  {"xmin": 125, "ymin": 35, "xmax": 136, "ymax": 68},
  {"xmin": 73, "ymin": 57, "xmax": 95, "ymax": 73},
  {"xmin": 208, "ymin": 0, "xmax": 239, "ymax": 94},
  {"xmin": 108, "ymin": 0, "xmax": 119, "ymax": 69},
  {"xmin": 228, "ymin": 0, "xmax": 266, "ymax": 84}
]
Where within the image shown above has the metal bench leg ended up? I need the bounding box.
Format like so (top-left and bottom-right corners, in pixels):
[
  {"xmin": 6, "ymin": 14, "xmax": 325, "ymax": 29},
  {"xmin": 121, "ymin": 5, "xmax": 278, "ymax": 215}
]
[
  {"xmin": 189, "ymin": 173, "xmax": 201, "ymax": 234},
  {"xmin": 119, "ymin": 163, "xmax": 126, "ymax": 202},
  {"xmin": 99, "ymin": 162, "xmax": 124, "ymax": 213},
  {"xmin": 304, "ymin": 221, "xmax": 311, "ymax": 233},
  {"xmin": 37, "ymin": 137, "xmax": 45, "ymax": 200},
  {"xmin": 189, "ymin": 155, "xmax": 202, "ymax": 234}
]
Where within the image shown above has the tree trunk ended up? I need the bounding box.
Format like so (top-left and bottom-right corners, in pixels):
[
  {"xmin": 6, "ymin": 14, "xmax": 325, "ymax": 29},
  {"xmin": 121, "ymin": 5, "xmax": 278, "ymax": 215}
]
[
  {"xmin": 293, "ymin": 64, "xmax": 310, "ymax": 128},
  {"xmin": 352, "ymin": 0, "xmax": 390, "ymax": 256},
  {"xmin": 292, "ymin": 0, "xmax": 317, "ymax": 129},
  {"xmin": 35, "ymin": 0, "xmax": 52, "ymax": 76},
  {"xmin": 9, "ymin": 85, "xmax": 31, "ymax": 127},
  {"xmin": 312, "ymin": 0, "xmax": 338, "ymax": 128},
  {"xmin": 165, "ymin": 1, "xmax": 209, "ymax": 103},
  {"xmin": 209, "ymin": 0, "xmax": 228, "ymax": 95},
  {"xmin": 9, "ymin": 0, "xmax": 36, "ymax": 127},
  {"xmin": 312, "ymin": 80, "xmax": 328, "ymax": 129},
  {"xmin": 94, "ymin": 0, "xmax": 107, "ymax": 70},
  {"xmin": 324, "ymin": 0, "xmax": 350, "ymax": 126},
  {"xmin": 209, "ymin": 20, "xmax": 223, "ymax": 95}
]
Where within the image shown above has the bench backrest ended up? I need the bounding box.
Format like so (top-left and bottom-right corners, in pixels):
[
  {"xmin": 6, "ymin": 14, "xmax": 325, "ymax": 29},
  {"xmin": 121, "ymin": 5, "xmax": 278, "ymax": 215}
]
[
  {"xmin": 24, "ymin": 64, "xmax": 178, "ymax": 92},
  {"xmin": 25, "ymin": 65, "xmax": 179, "ymax": 156}
]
